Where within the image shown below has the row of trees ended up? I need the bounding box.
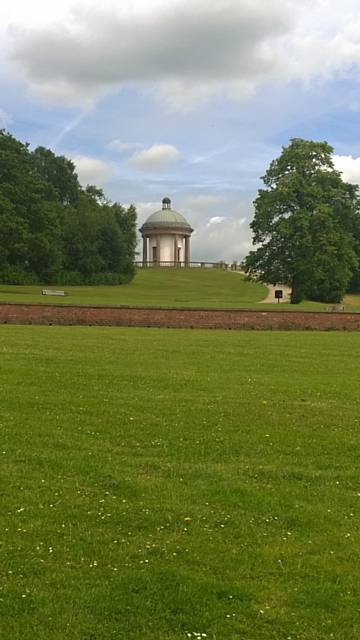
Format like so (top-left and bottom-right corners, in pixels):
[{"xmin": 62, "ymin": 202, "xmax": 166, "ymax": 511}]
[
  {"xmin": 0, "ymin": 130, "xmax": 137, "ymax": 285},
  {"xmin": 244, "ymin": 139, "xmax": 360, "ymax": 303}
]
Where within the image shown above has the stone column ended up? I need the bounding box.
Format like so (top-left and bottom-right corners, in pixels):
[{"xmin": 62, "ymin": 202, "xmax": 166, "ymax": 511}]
[
  {"xmin": 142, "ymin": 236, "xmax": 147, "ymax": 267},
  {"xmin": 173, "ymin": 235, "xmax": 178, "ymax": 265},
  {"xmin": 157, "ymin": 235, "xmax": 161, "ymax": 264},
  {"xmin": 185, "ymin": 236, "xmax": 190, "ymax": 266}
]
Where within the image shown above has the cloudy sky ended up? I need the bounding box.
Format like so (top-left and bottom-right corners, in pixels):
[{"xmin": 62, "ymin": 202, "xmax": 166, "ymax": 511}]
[{"xmin": 2, "ymin": 0, "xmax": 360, "ymax": 261}]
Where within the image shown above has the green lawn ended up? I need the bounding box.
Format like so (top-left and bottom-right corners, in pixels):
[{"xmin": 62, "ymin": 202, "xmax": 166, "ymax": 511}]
[
  {"xmin": 344, "ymin": 293, "xmax": 360, "ymax": 309},
  {"xmin": 0, "ymin": 269, "xmax": 266, "ymax": 308},
  {"xmin": 1, "ymin": 269, "xmax": 359, "ymax": 313},
  {"xmin": 1, "ymin": 326, "xmax": 359, "ymax": 639},
  {"xmin": 1, "ymin": 269, "xmax": 359, "ymax": 311}
]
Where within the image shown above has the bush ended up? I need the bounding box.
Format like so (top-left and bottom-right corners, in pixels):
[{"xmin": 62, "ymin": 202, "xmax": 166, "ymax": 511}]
[{"xmin": 0, "ymin": 267, "xmax": 39, "ymax": 285}]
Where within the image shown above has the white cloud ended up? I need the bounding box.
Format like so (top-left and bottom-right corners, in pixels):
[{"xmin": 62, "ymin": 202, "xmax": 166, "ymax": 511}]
[
  {"xmin": 333, "ymin": 154, "xmax": 360, "ymax": 184},
  {"xmin": 134, "ymin": 201, "xmax": 161, "ymax": 224},
  {"xmin": 6, "ymin": 0, "xmax": 298, "ymax": 107},
  {"xmin": 193, "ymin": 214, "xmax": 252, "ymax": 262},
  {"xmin": 72, "ymin": 154, "xmax": 114, "ymax": 187},
  {"xmin": 0, "ymin": 1, "xmax": 72, "ymax": 29},
  {"xmin": 127, "ymin": 144, "xmax": 180, "ymax": 171},
  {"xmin": 4, "ymin": 1, "xmax": 360, "ymax": 110},
  {"xmin": 0, "ymin": 108, "xmax": 13, "ymax": 128},
  {"xmin": 207, "ymin": 216, "xmax": 227, "ymax": 227}
]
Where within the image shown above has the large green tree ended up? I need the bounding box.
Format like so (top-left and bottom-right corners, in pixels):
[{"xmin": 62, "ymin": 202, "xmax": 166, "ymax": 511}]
[
  {"xmin": 0, "ymin": 130, "xmax": 63, "ymax": 282},
  {"xmin": 244, "ymin": 138, "xmax": 360, "ymax": 303},
  {"xmin": 31, "ymin": 146, "xmax": 80, "ymax": 207},
  {"xmin": 0, "ymin": 129, "xmax": 137, "ymax": 285}
]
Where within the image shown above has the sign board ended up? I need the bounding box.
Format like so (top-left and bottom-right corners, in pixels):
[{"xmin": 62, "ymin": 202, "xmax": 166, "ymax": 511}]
[
  {"xmin": 275, "ymin": 289, "xmax": 283, "ymax": 303},
  {"xmin": 41, "ymin": 289, "xmax": 66, "ymax": 296}
]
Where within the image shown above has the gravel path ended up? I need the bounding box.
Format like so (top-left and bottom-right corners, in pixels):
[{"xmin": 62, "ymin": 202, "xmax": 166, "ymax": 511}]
[
  {"xmin": 259, "ymin": 284, "xmax": 292, "ymax": 304},
  {"xmin": 231, "ymin": 270, "xmax": 292, "ymax": 304}
]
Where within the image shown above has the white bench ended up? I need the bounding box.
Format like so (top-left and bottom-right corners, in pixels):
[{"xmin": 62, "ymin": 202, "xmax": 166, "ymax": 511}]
[{"xmin": 41, "ymin": 289, "xmax": 66, "ymax": 297}]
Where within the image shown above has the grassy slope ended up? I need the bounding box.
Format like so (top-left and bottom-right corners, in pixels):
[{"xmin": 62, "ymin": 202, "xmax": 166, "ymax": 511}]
[
  {"xmin": 344, "ymin": 293, "xmax": 360, "ymax": 309},
  {"xmin": 0, "ymin": 269, "xmax": 359, "ymax": 311},
  {"xmin": 0, "ymin": 269, "xmax": 266, "ymax": 308},
  {"xmin": 1, "ymin": 326, "xmax": 359, "ymax": 640}
]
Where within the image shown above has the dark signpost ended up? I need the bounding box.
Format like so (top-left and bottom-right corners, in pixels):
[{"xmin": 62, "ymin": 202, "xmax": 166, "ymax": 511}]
[{"xmin": 275, "ymin": 289, "xmax": 283, "ymax": 304}]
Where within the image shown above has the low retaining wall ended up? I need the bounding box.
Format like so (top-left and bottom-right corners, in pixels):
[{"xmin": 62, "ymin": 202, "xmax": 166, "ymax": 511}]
[{"xmin": 0, "ymin": 303, "xmax": 360, "ymax": 330}]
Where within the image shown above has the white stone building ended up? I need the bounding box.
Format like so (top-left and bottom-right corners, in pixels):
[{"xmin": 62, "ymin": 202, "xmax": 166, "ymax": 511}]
[{"xmin": 140, "ymin": 198, "xmax": 193, "ymax": 266}]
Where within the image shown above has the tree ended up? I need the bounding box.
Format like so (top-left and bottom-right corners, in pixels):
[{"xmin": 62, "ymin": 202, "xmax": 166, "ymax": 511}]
[
  {"xmin": 0, "ymin": 130, "xmax": 63, "ymax": 281},
  {"xmin": 32, "ymin": 146, "xmax": 80, "ymax": 206},
  {"xmin": 244, "ymin": 138, "xmax": 360, "ymax": 303},
  {"xmin": 0, "ymin": 129, "xmax": 138, "ymax": 285}
]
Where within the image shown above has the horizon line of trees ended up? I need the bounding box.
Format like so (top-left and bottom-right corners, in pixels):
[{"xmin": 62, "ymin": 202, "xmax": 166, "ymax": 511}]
[
  {"xmin": 243, "ymin": 138, "xmax": 360, "ymax": 303},
  {"xmin": 0, "ymin": 130, "xmax": 137, "ymax": 285}
]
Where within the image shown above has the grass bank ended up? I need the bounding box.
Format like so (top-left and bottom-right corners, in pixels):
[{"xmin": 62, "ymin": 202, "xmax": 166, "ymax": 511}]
[
  {"xmin": 0, "ymin": 326, "xmax": 359, "ymax": 639},
  {"xmin": 0, "ymin": 269, "xmax": 266, "ymax": 308},
  {"xmin": 0, "ymin": 269, "xmax": 359, "ymax": 311}
]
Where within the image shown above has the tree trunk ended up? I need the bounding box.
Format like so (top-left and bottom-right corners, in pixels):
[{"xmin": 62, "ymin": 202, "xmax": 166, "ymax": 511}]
[{"xmin": 290, "ymin": 276, "xmax": 305, "ymax": 304}]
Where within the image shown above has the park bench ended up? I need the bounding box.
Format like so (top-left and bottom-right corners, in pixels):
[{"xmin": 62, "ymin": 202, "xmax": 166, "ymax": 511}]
[
  {"xmin": 41, "ymin": 289, "xmax": 66, "ymax": 296},
  {"xmin": 326, "ymin": 304, "xmax": 345, "ymax": 312}
]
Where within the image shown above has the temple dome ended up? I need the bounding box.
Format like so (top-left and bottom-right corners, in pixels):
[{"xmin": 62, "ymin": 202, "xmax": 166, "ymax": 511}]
[
  {"xmin": 140, "ymin": 197, "xmax": 193, "ymax": 265},
  {"xmin": 141, "ymin": 199, "xmax": 192, "ymax": 231}
]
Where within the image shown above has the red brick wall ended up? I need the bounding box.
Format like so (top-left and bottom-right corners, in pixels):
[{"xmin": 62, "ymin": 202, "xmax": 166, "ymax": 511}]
[{"xmin": 0, "ymin": 303, "xmax": 360, "ymax": 330}]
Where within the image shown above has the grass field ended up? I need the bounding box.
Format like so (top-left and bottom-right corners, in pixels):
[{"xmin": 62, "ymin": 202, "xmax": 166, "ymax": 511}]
[
  {"xmin": 0, "ymin": 269, "xmax": 266, "ymax": 308},
  {"xmin": 1, "ymin": 326, "xmax": 359, "ymax": 639},
  {"xmin": 0, "ymin": 269, "xmax": 359, "ymax": 312},
  {"xmin": 344, "ymin": 293, "xmax": 360, "ymax": 309}
]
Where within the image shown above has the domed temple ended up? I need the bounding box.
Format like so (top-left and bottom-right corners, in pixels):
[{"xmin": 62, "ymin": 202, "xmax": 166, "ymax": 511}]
[{"xmin": 140, "ymin": 198, "xmax": 194, "ymax": 266}]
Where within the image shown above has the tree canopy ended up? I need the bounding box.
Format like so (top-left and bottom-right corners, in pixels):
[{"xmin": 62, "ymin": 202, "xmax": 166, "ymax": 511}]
[
  {"xmin": 244, "ymin": 138, "xmax": 360, "ymax": 303},
  {"xmin": 0, "ymin": 130, "xmax": 137, "ymax": 285}
]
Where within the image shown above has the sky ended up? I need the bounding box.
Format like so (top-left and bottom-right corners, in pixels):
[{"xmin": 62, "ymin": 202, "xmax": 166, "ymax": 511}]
[{"xmin": 2, "ymin": 0, "xmax": 360, "ymax": 261}]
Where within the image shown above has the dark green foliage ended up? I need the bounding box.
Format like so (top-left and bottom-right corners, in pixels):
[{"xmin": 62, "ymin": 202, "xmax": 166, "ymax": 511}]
[
  {"xmin": 244, "ymin": 138, "xmax": 360, "ymax": 303},
  {"xmin": 0, "ymin": 130, "xmax": 137, "ymax": 285},
  {"xmin": 349, "ymin": 212, "xmax": 360, "ymax": 292},
  {"xmin": 31, "ymin": 146, "xmax": 80, "ymax": 206}
]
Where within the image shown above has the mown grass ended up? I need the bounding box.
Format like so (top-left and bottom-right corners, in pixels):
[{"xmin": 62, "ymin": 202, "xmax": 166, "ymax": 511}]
[
  {"xmin": 1, "ymin": 269, "xmax": 359, "ymax": 311},
  {"xmin": 344, "ymin": 293, "xmax": 360, "ymax": 309},
  {"xmin": 0, "ymin": 269, "xmax": 266, "ymax": 308},
  {"xmin": 0, "ymin": 326, "xmax": 359, "ymax": 639}
]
